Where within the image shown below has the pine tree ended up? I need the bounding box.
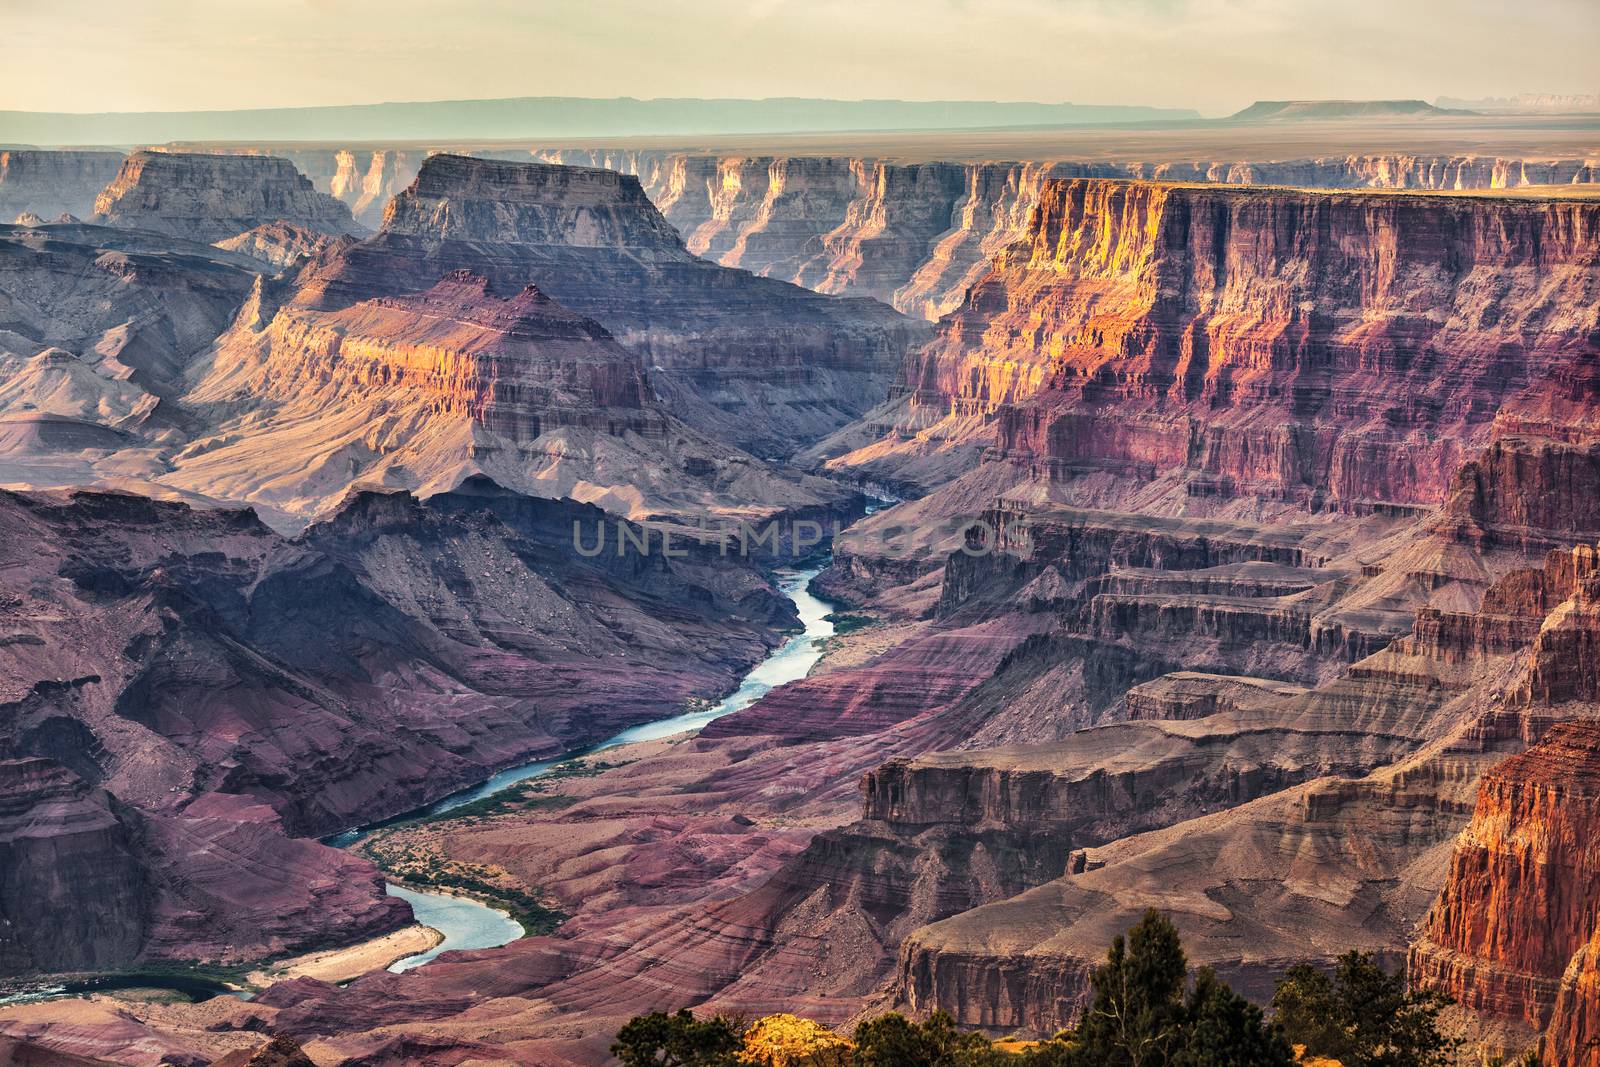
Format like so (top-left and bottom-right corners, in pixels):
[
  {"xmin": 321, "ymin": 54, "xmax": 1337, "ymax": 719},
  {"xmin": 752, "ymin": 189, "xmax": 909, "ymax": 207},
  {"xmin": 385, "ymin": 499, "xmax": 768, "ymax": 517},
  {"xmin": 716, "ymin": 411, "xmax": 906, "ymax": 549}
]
[
  {"xmin": 1270, "ymin": 952, "xmax": 1458, "ymax": 1067},
  {"xmin": 1173, "ymin": 967, "xmax": 1294, "ymax": 1067},
  {"xmin": 612, "ymin": 1009, "xmax": 743, "ymax": 1067},
  {"xmin": 1069, "ymin": 909, "xmax": 1190, "ymax": 1067}
]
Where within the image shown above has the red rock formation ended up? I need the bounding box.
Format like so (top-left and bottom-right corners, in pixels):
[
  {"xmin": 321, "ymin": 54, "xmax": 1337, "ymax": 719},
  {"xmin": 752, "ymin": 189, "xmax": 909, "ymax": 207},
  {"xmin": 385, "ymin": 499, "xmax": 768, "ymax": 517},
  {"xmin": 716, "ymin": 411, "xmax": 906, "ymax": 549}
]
[
  {"xmin": 540, "ymin": 149, "xmax": 1600, "ymax": 320},
  {"xmin": 92, "ymin": 151, "xmax": 362, "ymax": 243},
  {"xmin": 857, "ymin": 180, "xmax": 1600, "ymax": 503},
  {"xmin": 1545, "ymin": 923, "xmax": 1600, "ymax": 1067},
  {"xmin": 1409, "ymin": 716, "xmax": 1600, "ymax": 1034},
  {"xmin": 174, "ymin": 143, "xmax": 1600, "ymax": 319}
]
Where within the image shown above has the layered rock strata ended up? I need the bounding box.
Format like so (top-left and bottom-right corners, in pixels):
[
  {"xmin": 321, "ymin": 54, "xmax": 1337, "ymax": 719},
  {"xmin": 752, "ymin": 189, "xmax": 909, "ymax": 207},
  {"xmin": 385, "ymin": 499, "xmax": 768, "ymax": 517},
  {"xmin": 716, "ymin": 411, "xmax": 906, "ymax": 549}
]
[
  {"xmin": 92, "ymin": 151, "xmax": 362, "ymax": 243},
  {"xmin": 0, "ymin": 150, "xmax": 125, "ymax": 222},
  {"xmin": 173, "ymin": 265, "xmax": 853, "ymax": 524},
  {"xmin": 1408, "ymin": 671, "xmax": 1600, "ymax": 1035},
  {"xmin": 180, "ymin": 145, "xmax": 1600, "ymax": 320},
  {"xmin": 827, "ymin": 179, "xmax": 1600, "ymax": 500},
  {"xmin": 289, "ymin": 154, "xmax": 929, "ymax": 456}
]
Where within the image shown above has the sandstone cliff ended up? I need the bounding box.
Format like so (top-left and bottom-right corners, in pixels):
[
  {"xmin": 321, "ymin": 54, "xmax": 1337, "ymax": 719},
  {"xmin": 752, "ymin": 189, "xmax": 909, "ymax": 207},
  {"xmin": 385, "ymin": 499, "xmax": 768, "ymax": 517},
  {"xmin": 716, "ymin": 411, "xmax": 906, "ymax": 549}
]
[
  {"xmin": 181, "ymin": 145, "xmax": 1600, "ymax": 323},
  {"xmin": 549, "ymin": 149, "xmax": 1600, "ymax": 319},
  {"xmin": 92, "ymin": 151, "xmax": 362, "ymax": 243},
  {"xmin": 1408, "ymin": 685, "xmax": 1600, "ymax": 1038},
  {"xmin": 1545, "ymin": 922, "xmax": 1600, "ymax": 1067}
]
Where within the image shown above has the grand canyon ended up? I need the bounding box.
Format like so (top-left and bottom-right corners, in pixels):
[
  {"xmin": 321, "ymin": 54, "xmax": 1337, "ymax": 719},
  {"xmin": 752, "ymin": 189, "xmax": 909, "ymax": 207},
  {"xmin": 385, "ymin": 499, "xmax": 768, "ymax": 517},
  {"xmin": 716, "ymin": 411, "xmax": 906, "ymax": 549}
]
[{"xmin": 0, "ymin": 3, "xmax": 1597, "ymax": 1065}]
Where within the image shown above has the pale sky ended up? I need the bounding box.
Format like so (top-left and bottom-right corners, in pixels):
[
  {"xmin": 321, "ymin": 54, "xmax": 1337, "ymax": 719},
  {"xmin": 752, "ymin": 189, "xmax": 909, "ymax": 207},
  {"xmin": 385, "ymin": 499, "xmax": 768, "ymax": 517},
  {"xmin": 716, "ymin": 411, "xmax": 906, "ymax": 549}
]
[{"xmin": 3, "ymin": 0, "xmax": 1595, "ymax": 117}]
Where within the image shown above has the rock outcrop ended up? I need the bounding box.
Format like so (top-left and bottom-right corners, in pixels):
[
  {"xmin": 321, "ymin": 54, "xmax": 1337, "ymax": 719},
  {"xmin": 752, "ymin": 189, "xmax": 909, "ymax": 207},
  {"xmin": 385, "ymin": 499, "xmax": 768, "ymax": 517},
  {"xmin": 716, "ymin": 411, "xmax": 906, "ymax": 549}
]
[
  {"xmin": 1545, "ymin": 923, "xmax": 1600, "ymax": 1067},
  {"xmin": 290, "ymin": 154, "xmax": 929, "ymax": 456},
  {"xmin": 0, "ymin": 222, "xmax": 265, "ymax": 488},
  {"xmin": 1409, "ymin": 706, "xmax": 1600, "ymax": 1035},
  {"xmin": 172, "ymin": 265, "xmax": 854, "ymax": 524},
  {"xmin": 213, "ymin": 221, "xmax": 335, "ymax": 267},
  {"xmin": 0, "ymin": 151, "xmax": 125, "ymax": 222},
  {"xmin": 92, "ymin": 151, "xmax": 362, "ymax": 243}
]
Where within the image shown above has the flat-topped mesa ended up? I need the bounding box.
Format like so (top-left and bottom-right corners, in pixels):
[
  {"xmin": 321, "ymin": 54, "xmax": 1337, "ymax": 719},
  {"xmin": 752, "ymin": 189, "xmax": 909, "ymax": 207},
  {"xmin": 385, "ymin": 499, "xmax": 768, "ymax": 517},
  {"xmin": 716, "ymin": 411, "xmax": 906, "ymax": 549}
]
[
  {"xmin": 1227, "ymin": 99, "xmax": 1473, "ymax": 121},
  {"xmin": 902, "ymin": 178, "xmax": 1600, "ymax": 509},
  {"xmin": 381, "ymin": 153, "xmax": 684, "ymax": 248},
  {"xmin": 1409, "ymin": 721, "xmax": 1600, "ymax": 1037},
  {"xmin": 0, "ymin": 149, "xmax": 125, "ymax": 221},
  {"xmin": 93, "ymin": 150, "xmax": 363, "ymax": 243}
]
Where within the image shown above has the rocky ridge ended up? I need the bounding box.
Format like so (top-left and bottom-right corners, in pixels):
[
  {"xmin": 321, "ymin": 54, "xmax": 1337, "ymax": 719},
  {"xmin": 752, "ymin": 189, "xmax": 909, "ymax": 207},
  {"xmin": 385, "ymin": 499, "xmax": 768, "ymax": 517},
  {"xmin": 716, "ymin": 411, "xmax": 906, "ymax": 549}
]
[{"xmin": 164, "ymin": 145, "xmax": 1600, "ymax": 318}]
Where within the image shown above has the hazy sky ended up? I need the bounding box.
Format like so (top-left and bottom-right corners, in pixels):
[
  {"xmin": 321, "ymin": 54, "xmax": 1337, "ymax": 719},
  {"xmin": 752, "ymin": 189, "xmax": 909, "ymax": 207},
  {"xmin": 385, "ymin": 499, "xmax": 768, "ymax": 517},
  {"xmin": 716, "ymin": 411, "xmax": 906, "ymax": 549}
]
[{"xmin": 3, "ymin": 0, "xmax": 1595, "ymax": 117}]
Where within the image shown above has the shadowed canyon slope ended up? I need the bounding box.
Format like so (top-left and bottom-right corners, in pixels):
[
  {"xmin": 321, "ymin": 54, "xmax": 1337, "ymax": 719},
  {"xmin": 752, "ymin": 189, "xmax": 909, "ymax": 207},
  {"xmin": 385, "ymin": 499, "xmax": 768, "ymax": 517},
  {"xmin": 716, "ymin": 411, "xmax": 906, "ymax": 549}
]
[{"xmin": 0, "ymin": 479, "xmax": 794, "ymax": 978}]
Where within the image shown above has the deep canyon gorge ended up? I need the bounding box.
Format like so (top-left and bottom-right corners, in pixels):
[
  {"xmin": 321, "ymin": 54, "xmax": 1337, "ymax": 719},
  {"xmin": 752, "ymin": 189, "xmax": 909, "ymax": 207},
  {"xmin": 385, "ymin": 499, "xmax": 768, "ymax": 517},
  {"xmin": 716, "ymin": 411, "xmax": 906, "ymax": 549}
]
[{"xmin": 0, "ymin": 95, "xmax": 1596, "ymax": 1067}]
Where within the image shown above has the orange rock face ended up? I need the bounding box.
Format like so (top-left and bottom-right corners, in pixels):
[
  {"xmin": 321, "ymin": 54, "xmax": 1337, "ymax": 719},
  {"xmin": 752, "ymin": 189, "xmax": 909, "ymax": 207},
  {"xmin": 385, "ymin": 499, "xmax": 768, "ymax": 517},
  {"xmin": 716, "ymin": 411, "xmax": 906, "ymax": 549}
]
[
  {"xmin": 1545, "ymin": 922, "xmax": 1600, "ymax": 1067},
  {"xmin": 1409, "ymin": 716, "xmax": 1600, "ymax": 1036},
  {"xmin": 903, "ymin": 180, "xmax": 1600, "ymax": 509}
]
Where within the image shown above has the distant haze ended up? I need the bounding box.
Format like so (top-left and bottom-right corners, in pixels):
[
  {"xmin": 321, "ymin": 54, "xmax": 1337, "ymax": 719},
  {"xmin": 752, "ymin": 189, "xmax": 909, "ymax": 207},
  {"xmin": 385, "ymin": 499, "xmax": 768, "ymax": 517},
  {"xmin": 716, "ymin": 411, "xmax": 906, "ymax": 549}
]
[
  {"xmin": 0, "ymin": 98, "xmax": 1202, "ymax": 145},
  {"xmin": 3, "ymin": 0, "xmax": 1595, "ymax": 120}
]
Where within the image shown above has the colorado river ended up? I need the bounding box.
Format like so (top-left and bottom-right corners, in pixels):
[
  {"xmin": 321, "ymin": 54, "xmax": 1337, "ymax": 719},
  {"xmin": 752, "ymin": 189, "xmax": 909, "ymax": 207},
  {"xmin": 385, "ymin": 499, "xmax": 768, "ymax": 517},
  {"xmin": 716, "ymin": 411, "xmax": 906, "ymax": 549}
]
[{"xmin": 371, "ymin": 562, "xmax": 835, "ymax": 972}]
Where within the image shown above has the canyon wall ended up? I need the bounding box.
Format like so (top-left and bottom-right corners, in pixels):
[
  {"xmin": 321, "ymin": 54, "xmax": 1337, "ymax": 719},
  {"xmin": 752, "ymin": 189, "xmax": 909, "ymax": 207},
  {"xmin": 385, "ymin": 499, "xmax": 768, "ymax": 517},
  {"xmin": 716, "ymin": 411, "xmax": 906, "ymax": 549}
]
[
  {"xmin": 1409, "ymin": 720, "xmax": 1600, "ymax": 1034},
  {"xmin": 1407, "ymin": 553, "xmax": 1600, "ymax": 1047},
  {"xmin": 544, "ymin": 150, "xmax": 1600, "ymax": 320},
  {"xmin": 0, "ymin": 150, "xmax": 124, "ymax": 222},
  {"xmin": 92, "ymin": 151, "xmax": 362, "ymax": 243},
  {"xmin": 875, "ymin": 180, "xmax": 1600, "ymax": 508},
  {"xmin": 169, "ymin": 145, "xmax": 1600, "ymax": 317}
]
